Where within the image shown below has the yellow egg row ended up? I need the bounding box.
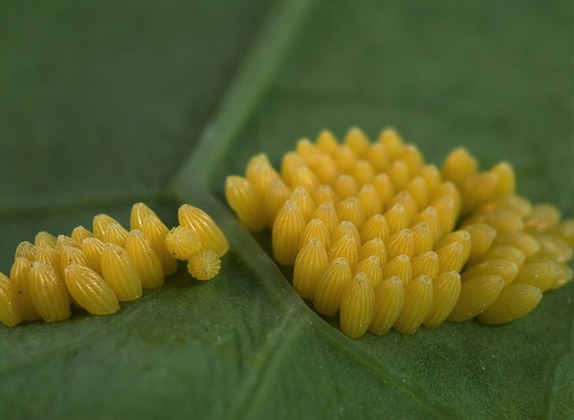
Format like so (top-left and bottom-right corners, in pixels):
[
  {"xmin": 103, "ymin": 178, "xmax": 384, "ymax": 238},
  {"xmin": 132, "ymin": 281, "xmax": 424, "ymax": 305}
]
[
  {"xmin": 225, "ymin": 127, "xmax": 573, "ymax": 339},
  {"xmin": 0, "ymin": 203, "xmax": 228, "ymax": 327}
]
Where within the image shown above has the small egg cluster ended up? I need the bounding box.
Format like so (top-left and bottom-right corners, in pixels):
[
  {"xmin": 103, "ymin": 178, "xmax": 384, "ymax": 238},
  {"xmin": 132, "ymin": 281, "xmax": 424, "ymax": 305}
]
[
  {"xmin": 0, "ymin": 203, "xmax": 228, "ymax": 327},
  {"xmin": 225, "ymin": 127, "xmax": 573, "ymax": 339}
]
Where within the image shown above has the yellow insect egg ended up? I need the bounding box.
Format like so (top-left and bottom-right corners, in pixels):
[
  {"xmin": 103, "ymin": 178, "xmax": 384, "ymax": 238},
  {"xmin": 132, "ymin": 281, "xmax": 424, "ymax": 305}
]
[
  {"xmin": 387, "ymin": 159, "xmax": 411, "ymax": 190},
  {"xmin": 15, "ymin": 241, "xmax": 37, "ymax": 261},
  {"xmin": 313, "ymin": 201, "xmax": 340, "ymax": 234},
  {"xmin": 0, "ymin": 273, "xmax": 22, "ymax": 327},
  {"xmin": 393, "ymin": 275, "xmax": 433, "ymax": 335},
  {"xmin": 92, "ymin": 214, "xmax": 121, "ymax": 240},
  {"xmin": 481, "ymin": 195, "xmax": 533, "ymax": 218},
  {"xmin": 296, "ymin": 138, "xmax": 321, "ymax": 166},
  {"xmin": 372, "ymin": 173, "xmax": 396, "ymax": 206},
  {"xmin": 352, "ymin": 160, "xmax": 376, "ymax": 185},
  {"xmin": 102, "ymin": 222, "xmax": 129, "ymax": 247},
  {"xmin": 419, "ymin": 164, "xmax": 442, "ymax": 195},
  {"xmin": 64, "ymin": 264, "xmax": 120, "ymax": 315},
  {"xmin": 340, "ymin": 272, "xmax": 375, "ymax": 339},
  {"xmin": 513, "ymin": 261, "xmax": 557, "ymax": 292},
  {"xmin": 389, "ymin": 191, "xmax": 418, "ymax": 221},
  {"xmin": 464, "ymin": 223, "xmax": 498, "ymax": 260},
  {"xmin": 353, "ymin": 255, "xmax": 383, "ymax": 289},
  {"xmin": 280, "ymin": 152, "xmax": 305, "ymax": 186},
  {"xmin": 141, "ymin": 215, "xmax": 178, "ymax": 275},
  {"xmin": 491, "ymin": 162, "xmax": 516, "ymax": 199},
  {"xmin": 344, "ymin": 127, "xmax": 370, "ymax": 156},
  {"xmin": 332, "ymin": 221, "xmax": 362, "ymax": 248},
  {"xmin": 406, "ymin": 176, "xmax": 430, "ymax": 210},
  {"xmin": 436, "ymin": 230, "xmax": 472, "ymax": 263},
  {"xmin": 357, "ymin": 184, "xmax": 383, "ymax": 215},
  {"xmin": 551, "ymin": 219, "xmax": 574, "ymax": 248},
  {"xmin": 245, "ymin": 153, "xmax": 280, "ymax": 196},
  {"xmin": 492, "ymin": 231, "xmax": 541, "ymax": 258},
  {"xmin": 59, "ymin": 246, "xmax": 88, "ymax": 272},
  {"xmin": 11, "ymin": 258, "xmax": 32, "ymax": 283},
  {"xmin": 54, "ymin": 235, "xmax": 81, "ymax": 254},
  {"xmin": 101, "ymin": 243, "xmax": 143, "ymax": 301},
  {"xmin": 360, "ymin": 214, "xmax": 390, "ymax": 243},
  {"xmin": 369, "ymin": 276, "xmax": 404, "ymax": 335},
  {"xmin": 178, "ymin": 204, "xmax": 229, "ymax": 257},
  {"xmin": 400, "ymin": 145, "xmax": 424, "ymax": 176},
  {"xmin": 423, "ymin": 271, "xmax": 461, "ymax": 328},
  {"xmin": 462, "ymin": 259, "xmax": 519, "ymax": 286},
  {"xmin": 359, "ymin": 238, "xmax": 388, "ymax": 266},
  {"xmin": 225, "ymin": 175, "xmax": 266, "ymax": 232},
  {"xmin": 299, "ymin": 219, "xmax": 331, "ymax": 250},
  {"xmin": 310, "ymin": 155, "xmax": 340, "ymax": 185},
  {"xmin": 125, "ymin": 230, "xmax": 165, "ymax": 289},
  {"xmin": 29, "ymin": 262, "xmax": 71, "ymax": 323},
  {"xmin": 293, "ymin": 238, "xmax": 329, "ymax": 299},
  {"xmin": 10, "ymin": 257, "xmax": 39, "ymax": 321},
  {"xmin": 466, "ymin": 208, "xmax": 524, "ymax": 233},
  {"xmin": 289, "ymin": 165, "xmax": 320, "ymax": 192},
  {"xmin": 313, "ymin": 257, "xmax": 353, "ymax": 316},
  {"xmin": 187, "ymin": 248, "xmax": 222, "ymax": 281},
  {"xmin": 433, "ymin": 181, "xmax": 462, "ymax": 215},
  {"xmin": 411, "ymin": 251, "xmax": 439, "ymax": 280},
  {"xmin": 436, "ymin": 242, "xmax": 466, "ymax": 274},
  {"xmin": 524, "ymin": 204, "xmax": 561, "ymax": 233},
  {"xmin": 547, "ymin": 263, "xmax": 572, "ymax": 290},
  {"xmin": 387, "ymin": 228, "xmax": 415, "ymax": 260},
  {"xmin": 35, "ymin": 231, "xmax": 57, "ymax": 248},
  {"xmin": 34, "ymin": 245, "xmax": 61, "ymax": 275},
  {"xmin": 460, "ymin": 171, "xmax": 499, "ymax": 214},
  {"xmin": 434, "ymin": 229, "xmax": 467, "ymax": 250},
  {"xmin": 337, "ymin": 197, "xmax": 365, "ymax": 229},
  {"xmin": 81, "ymin": 237, "xmax": 105, "ymax": 274},
  {"xmin": 70, "ymin": 226, "xmax": 94, "ymax": 243},
  {"xmin": 385, "ymin": 204, "xmax": 410, "ymax": 235},
  {"xmin": 506, "ymin": 195, "xmax": 536, "ymax": 217},
  {"xmin": 316, "ymin": 129, "xmax": 339, "ymax": 155},
  {"xmin": 165, "ymin": 226, "xmax": 203, "ymax": 260},
  {"xmin": 272, "ymin": 201, "xmax": 307, "ymax": 265},
  {"xmin": 296, "ymin": 137, "xmax": 318, "ymax": 155},
  {"xmin": 313, "ymin": 184, "xmax": 339, "ymax": 207},
  {"xmin": 377, "ymin": 128, "xmax": 404, "ymax": 160},
  {"xmin": 411, "ymin": 223, "xmax": 434, "ymax": 256},
  {"xmin": 473, "ymin": 245, "xmax": 526, "ymax": 268},
  {"xmin": 441, "ymin": 147, "xmax": 478, "ymax": 186},
  {"xmin": 328, "ymin": 234, "xmax": 360, "ymax": 268},
  {"xmin": 413, "ymin": 206, "xmax": 441, "ymax": 243},
  {"xmin": 264, "ymin": 178, "xmax": 292, "ymax": 226},
  {"xmin": 365, "ymin": 142, "xmax": 390, "ymax": 172},
  {"xmin": 431, "ymin": 196, "xmax": 458, "ymax": 236},
  {"xmin": 290, "ymin": 186, "xmax": 316, "ymax": 222},
  {"xmin": 383, "ymin": 255, "xmax": 412, "ymax": 285},
  {"xmin": 333, "ymin": 145, "xmax": 358, "ymax": 173},
  {"xmin": 476, "ymin": 284, "xmax": 542, "ymax": 325},
  {"xmin": 130, "ymin": 202, "xmax": 159, "ymax": 231},
  {"xmin": 533, "ymin": 233, "xmax": 572, "ymax": 262},
  {"xmin": 447, "ymin": 275, "xmax": 504, "ymax": 322},
  {"xmin": 334, "ymin": 174, "xmax": 359, "ymax": 199}
]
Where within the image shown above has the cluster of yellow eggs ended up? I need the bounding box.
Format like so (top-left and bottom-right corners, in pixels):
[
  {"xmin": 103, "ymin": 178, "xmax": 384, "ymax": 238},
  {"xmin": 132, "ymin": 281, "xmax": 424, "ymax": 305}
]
[
  {"xmin": 226, "ymin": 128, "xmax": 573, "ymax": 339},
  {"xmin": 0, "ymin": 203, "xmax": 228, "ymax": 326}
]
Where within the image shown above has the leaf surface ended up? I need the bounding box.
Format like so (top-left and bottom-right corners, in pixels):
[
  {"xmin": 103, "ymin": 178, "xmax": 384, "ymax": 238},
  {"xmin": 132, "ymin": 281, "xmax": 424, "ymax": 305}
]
[{"xmin": 0, "ymin": 0, "xmax": 572, "ymax": 419}]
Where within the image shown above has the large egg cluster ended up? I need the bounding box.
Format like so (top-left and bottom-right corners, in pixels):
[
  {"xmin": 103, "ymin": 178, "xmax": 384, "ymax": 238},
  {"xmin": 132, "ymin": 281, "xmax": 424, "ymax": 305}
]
[
  {"xmin": 0, "ymin": 203, "xmax": 228, "ymax": 327},
  {"xmin": 226, "ymin": 128, "xmax": 573, "ymax": 339}
]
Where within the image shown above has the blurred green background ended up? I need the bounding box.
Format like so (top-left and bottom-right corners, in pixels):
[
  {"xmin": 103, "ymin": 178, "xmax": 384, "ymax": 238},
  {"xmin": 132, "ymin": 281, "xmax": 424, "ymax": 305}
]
[{"xmin": 0, "ymin": 0, "xmax": 572, "ymax": 418}]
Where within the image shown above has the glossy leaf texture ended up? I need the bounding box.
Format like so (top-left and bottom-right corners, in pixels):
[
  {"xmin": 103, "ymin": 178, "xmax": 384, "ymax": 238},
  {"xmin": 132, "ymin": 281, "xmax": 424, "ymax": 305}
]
[{"xmin": 0, "ymin": 0, "xmax": 572, "ymax": 418}]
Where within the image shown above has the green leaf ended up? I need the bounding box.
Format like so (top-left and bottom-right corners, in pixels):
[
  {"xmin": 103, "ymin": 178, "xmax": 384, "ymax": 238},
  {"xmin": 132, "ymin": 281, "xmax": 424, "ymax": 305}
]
[{"xmin": 0, "ymin": 0, "xmax": 572, "ymax": 419}]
